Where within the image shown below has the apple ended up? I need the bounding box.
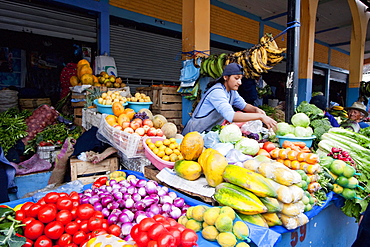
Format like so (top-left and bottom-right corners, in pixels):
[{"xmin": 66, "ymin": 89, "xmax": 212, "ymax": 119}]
[
  {"xmin": 123, "ymin": 127, "xmax": 134, "ymax": 134},
  {"xmin": 143, "ymin": 119, "xmax": 154, "ymax": 128},
  {"xmin": 147, "ymin": 127, "xmax": 157, "ymax": 136},
  {"xmin": 130, "ymin": 121, "xmax": 141, "ymax": 130},
  {"xmin": 143, "ymin": 125, "xmax": 150, "ymax": 133},
  {"xmin": 156, "ymin": 129, "xmax": 164, "ymax": 137},
  {"xmin": 113, "ymin": 124, "xmax": 123, "ymax": 130},
  {"xmin": 121, "ymin": 121, "xmax": 130, "ymax": 129},
  {"xmin": 135, "ymin": 127, "xmax": 145, "ymax": 136},
  {"xmin": 132, "ymin": 118, "xmax": 143, "ymax": 126}
]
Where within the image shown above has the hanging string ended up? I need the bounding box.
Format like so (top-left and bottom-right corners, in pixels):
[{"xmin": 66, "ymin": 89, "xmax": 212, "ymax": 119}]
[
  {"xmin": 175, "ymin": 49, "xmax": 210, "ymax": 60},
  {"xmin": 274, "ymin": 21, "xmax": 301, "ymax": 40}
]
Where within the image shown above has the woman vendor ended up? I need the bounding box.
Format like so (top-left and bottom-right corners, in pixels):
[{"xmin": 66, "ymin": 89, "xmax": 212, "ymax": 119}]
[
  {"xmin": 182, "ymin": 63, "xmax": 277, "ymax": 135},
  {"xmin": 340, "ymin": 101, "xmax": 369, "ymax": 132}
]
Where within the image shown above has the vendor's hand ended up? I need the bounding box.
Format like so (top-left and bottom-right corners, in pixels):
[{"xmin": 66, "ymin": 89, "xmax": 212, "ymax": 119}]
[
  {"xmin": 261, "ymin": 115, "xmax": 277, "ymax": 130},
  {"xmin": 256, "ymin": 108, "xmax": 266, "ymax": 115}
]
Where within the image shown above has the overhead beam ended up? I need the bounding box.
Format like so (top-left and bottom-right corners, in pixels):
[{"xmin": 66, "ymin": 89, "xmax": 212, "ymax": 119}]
[{"xmin": 262, "ymin": 12, "xmax": 287, "ymax": 21}]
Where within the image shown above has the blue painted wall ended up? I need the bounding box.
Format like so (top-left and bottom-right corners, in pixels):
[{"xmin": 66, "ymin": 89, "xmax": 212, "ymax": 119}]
[
  {"xmin": 347, "ymin": 87, "xmax": 361, "ymax": 107},
  {"xmin": 298, "ymin": 78, "xmax": 313, "ymax": 104}
]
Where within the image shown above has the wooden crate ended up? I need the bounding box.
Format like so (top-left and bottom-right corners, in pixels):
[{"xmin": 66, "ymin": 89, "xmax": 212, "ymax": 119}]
[
  {"xmin": 71, "ymin": 93, "xmax": 86, "ymax": 126},
  {"xmin": 70, "ymin": 155, "xmax": 119, "ymax": 184},
  {"xmin": 19, "ymin": 98, "xmax": 51, "ymax": 110}
]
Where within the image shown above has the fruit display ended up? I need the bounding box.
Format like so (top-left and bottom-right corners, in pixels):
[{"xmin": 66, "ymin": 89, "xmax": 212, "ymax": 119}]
[
  {"xmin": 96, "ymin": 71, "xmax": 126, "ymax": 88},
  {"xmin": 127, "ymin": 92, "xmax": 151, "ymax": 102},
  {"xmin": 328, "ymin": 105, "xmax": 348, "ymax": 119},
  {"xmin": 199, "ymin": 33, "xmax": 285, "ymax": 79},
  {"xmin": 178, "ymin": 205, "xmax": 251, "ymax": 247},
  {"xmin": 97, "ymin": 90, "xmax": 128, "ymax": 106},
  {"xmin": 145, "ymin": 137, "xmax": 183, "ymax": 162}
]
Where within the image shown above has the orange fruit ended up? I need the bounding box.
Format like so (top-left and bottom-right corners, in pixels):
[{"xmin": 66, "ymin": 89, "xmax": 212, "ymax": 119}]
[
  {"xmin": 105, "ymin": 115, "xmax": 117, "ymax": 126},
  {"xmin": 287, "ymin": 150, "xmax": 298, "ymax": 161},
  {"xmin": 291, "ymin": 160, "xmax": 300, "ymax": 170},
  {"xmin": 283, "ymin": 159, "xmax": 292, "ymax": 168}
]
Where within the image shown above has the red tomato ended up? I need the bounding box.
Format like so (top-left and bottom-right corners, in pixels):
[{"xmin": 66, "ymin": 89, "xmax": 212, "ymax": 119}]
[
  {"xmin": 166, "ymin": 218, "xmax": 178, "ymax": 227},
  {"xmin": 90, "ymin": 228, "xmax": 107, "ymax": 238},
  {"xmin": 157, "ymin": 232, "xmax": 175, "ymax": 247},
  {"xmin": 263, "ymin": 141, "xmax": 276, "ymax": 153},
  {"xmin": 76, "ymin": 204, "xmax": 94, "ymax": 220},
  {"xmin": 64, "ymin": 221, "xmax": 79, "ymax": 235},
  {"xmin": 167, "ymin": 227, "xmax": 181, "ymax": 246},
  {"xmin": 79, "ymin": 220, "xmax": 89, "ymax": 233},
  {"xmin": 44, "ymin": 221, "xmax": 64, "ymax": 240},
  {"xmin": 56, "ymin": 210, "xmax": 73, "ymax": 225},
  {"xmin": 56, "ymin": 198, "xmax": 73, "ymax": 211},
  {"xmin": 147, "ymin": 223, "xmax": 166, "ymax": 241},
  {"xmin": 100, "ymin": 219, "xmax": 108, "ymax": 230},
  {"xmin": 108, "ymin": 224, "xmax": 121, "ymax": 237},
  {"xmin": 180, "ymin": 229, "xmax": 198, "ymax": 247},
  {"xmin": 44, "ymin": 192, "xmax": 60, "ymax": 204},
  {"xmin": 21, "ymin": 202, "xmax": 35, "ymax": 213},
  {"xmin": 153, "ymin": 215, "xmax": 167, "ymax": 222},
  {"xmin": 22, "ymin": 217, "xmax": 35, "ymax": 225},
  {"xmin": 38, "ymin": 205, "xmax": 57, "ymax": 224},
  {"xmin": 72, "ymin": 201, "xmax": 79, "ymax": 208},
  {"xmin": 27, "ymin": 204, "xmax": 43, "ymax": 218},
  {"xmin": 87, "ymin": 217, "xmax": 103, "ymax": 231},
  {"xmin": 72, "ymin": 231, "xmax": 87, "ymax": 245},
  {"xmin": 138, "ymin": 217, "xmax": 156, "ymax": 232},
  {"xmin": 69, "ymin": 191, "xmax": 80, "ymax": 201},
  {"xmin": 64, "ymin": 244, "xmax": 78, "ymax": 247},
  {"xmin": 69, "ymin": 208, "xmax": 77, "ymax": 220},
  {"xmin": 24, "ymin": 220, "xmax": 44, "ymax": 240},
  {"xmin": 130, "ymin": 224, "xmax": 141, "ymax": 240},
  {"xmin": 15, "ymin": 209, "xmax": 26, "ymax": 221},
  {"xmin": 147, "ymin": 240, "xmax": 158, "ymax": 247},
  {"xmin": 34, "ymin": 235, "xmax": 53, "ymax": 247},
  {"xmin": 22, "ymin": 238, "xmax": 34, "ymax": 247},
  {"xmin": 135, "ymin": 231, "xmax": 150, "ymax": 247},
  {"xmin": 57, "ymin": 233, "xmax": 73, "ymax": 246},
  {"xmin": 38, "ymin": 198, "xmax": 46, "ymax": 205},
  {"xmin": 58, "ymin": 192, "xmax": 69, "ymax": 198},
  {"xmin": 92, "ymin": 211, "xmax": 104, "ymax": 219}
]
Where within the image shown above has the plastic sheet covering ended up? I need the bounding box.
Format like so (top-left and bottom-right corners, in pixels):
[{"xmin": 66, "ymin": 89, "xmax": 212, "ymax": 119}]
[{"xmin": 1, "ymin": 170, "xmax": 344, "ymax": 247}]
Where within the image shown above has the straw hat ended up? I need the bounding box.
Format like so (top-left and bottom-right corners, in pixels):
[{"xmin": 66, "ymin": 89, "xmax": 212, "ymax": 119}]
[{"xmin": 346, "ymin": 101, "xmax": 368, "ymax": 117}]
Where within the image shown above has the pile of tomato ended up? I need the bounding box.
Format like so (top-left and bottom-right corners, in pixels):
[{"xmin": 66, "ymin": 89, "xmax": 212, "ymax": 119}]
[
  {"xmin": 15, "ymin": 191, "xmax": 121, "ymax": 247},
  {"xmin": 130, "ymin": 215, "xmax": 198, "ymax": 247}
]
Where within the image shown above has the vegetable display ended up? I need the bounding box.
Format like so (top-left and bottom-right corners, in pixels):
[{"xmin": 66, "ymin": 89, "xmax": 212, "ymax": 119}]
[{"xmin": 78, "ymin": 176, "xmax": 190, "ymax": 241}]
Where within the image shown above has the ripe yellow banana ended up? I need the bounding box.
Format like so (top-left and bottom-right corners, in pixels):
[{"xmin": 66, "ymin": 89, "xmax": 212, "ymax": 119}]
[
  {"xmin": 256, "ymin": 47, "xmax": 273, "ymax": 71},
  {"xmin": 267, "ymin": 56, "xmax": 284, "ymax": 66},
  {"xmin": 250, "ymin": 49, "xmax": 264, "ymax": 74}
]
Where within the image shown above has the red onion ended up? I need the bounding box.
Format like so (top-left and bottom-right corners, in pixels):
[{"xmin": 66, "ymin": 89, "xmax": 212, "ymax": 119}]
[{"xmin": 121, "ymin": 222, "xmax": 133, "ymax": 236}]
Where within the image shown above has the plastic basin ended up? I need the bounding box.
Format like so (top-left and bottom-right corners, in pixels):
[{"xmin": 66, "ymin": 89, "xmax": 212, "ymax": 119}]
[
  {"xmin": 276, "ymin": 135, "xmax": 316, "ymax": 148},
  {"xmin": 94, "ymin": 99, "xmax": 127, "ymax": 115},
  {"xmin": 142, "ymin": 137, "xmax": 176, "ymax": 170},
  {"xmin": 127, "ymin": 102, "xmax": 153, "ymax": 113}
]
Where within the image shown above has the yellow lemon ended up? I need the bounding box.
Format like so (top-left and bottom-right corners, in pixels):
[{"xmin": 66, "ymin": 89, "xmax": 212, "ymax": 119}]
[
  {"xmin": 157, "ymin": 150, "xmax": 165, "ymax": 158},
  {"xmin": 169, "ymin": 143, "xmax": 177, "ymax": 150},
  {"xmin": 163, "ymin": 139, "xmax": 171, "ymax": 146},
  {"xmin": 162, "ymin": 155, "xmax": 170, "ymax": 161},
  {"xmin": 148, "ymin": 143, "xmax": 156, "ymax": 150},
  {"xmin": 159, "ymin": 145, "xmax": 167, "ymax": 151},
  {"xmin": 155, "ymin": 140, "xmax": 163, "ymax": 147},
  {"xmin": 178, "ymin": 154, "xmax": 184, "ymax": 160},
  {"xmin": 169, "ymin": 138, "xmax": 177, "ymax": 143},
  {"xmin": 152, "ymin": 148, "xmax": 159, "ymax": 155},
  {"xmin": 169, "ymin": 153, "xmax": 179, "ymax": 162},
  {"xmin": 145, "ymin": 138, "xmax": 152, "ymax": 145},
  {"xmin": 173, "ymin": 149, "xmax": 181, "ymax": 155},
  {"xmin": 165, "ymin": 148, "xmax": 173, "ymax": 155}
]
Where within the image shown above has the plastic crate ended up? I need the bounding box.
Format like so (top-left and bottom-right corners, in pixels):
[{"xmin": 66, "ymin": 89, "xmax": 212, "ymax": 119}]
[
  {"xmin": 119, "ymin": 151, "xmax": 151, "ymax": 173},
  {"xmin": 276, "ymin": 135, "xmax": 316, "ymax": 148},
  {"xmin": 96, "ymin": 114, "xmax": 145, "ymax": 158},
  {"xmin": 37, "ymin": 145, "xmax": 61, "ymax": 164}
]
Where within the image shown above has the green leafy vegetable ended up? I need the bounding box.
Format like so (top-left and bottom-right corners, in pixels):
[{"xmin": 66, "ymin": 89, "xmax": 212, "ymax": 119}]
[
  {"xmin": 219, "ymin": 124, "xmax": 242, "ymax": 143},
  {"xmin": 291, "ymin": 113, "xmax": 310, "ymax": 127},
  {"xmin": 296, "ymin": 101, "xmax": 324, "ymax": 120}
]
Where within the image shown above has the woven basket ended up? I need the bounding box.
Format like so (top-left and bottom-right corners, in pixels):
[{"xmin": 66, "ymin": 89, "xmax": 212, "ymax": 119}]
[{"xmin": 0, "ymin": 90, "xmax": 18, "ymax": 112}]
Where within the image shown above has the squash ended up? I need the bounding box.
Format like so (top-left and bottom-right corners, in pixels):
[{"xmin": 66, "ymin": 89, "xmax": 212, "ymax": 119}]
[
  {"xmin": 161, "ymin": 122, "xmax": 177, "ymax": 138},
  {"xmin": 180, "ymin": 131, "xmax": 204, "ymax": 161},
  {"xmin": 174, "ymin": 160, "xmax": 202, "ymax": 181},
  {"xmin": 112, "ymin": 102, "xmax": 125, "ymax": 116},
  {"xmin": 153, "ymin": 114, "xmax": 167, "ymax": 128}
]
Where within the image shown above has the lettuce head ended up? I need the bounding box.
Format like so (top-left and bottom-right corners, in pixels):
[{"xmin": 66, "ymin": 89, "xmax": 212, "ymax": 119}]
[{"xmin": 219, "ymin": 124, "xmax": 243, "ymax": 143}]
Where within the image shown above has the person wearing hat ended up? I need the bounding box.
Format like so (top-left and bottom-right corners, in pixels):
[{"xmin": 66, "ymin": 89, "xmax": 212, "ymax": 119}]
[
  {"xmin": 340, "ymin": 101, "xmax": 369, "ymax": 132},
  {"xmin": 182, "ymin": 63, "xmax": 277, "ymax": 135},
  {"xmin": 309, "ymin": 95, "xmax": 339, "ymax": 127}
]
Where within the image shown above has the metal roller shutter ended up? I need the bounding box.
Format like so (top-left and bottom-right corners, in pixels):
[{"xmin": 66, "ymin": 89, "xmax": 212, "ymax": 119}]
[
  {"xmin": 0, "ymin": 0, "xmax": 97, "ymax": 43},
  {"xmin": 110, "ymin": 25, "xmax": 183, "ymax": 83}
]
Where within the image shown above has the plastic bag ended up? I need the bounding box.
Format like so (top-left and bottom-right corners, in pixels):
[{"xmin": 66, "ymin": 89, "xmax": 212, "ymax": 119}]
[
  {"xmin": 179, "ymin": 58, "xmax": 200, "ymax": 87},
  {"xmin": 94, "ymin": 55, "xmax": 117, "ymax": 76},
  {"xmin": 32, "ymin": 180, "xmax": 84, "ymax": 202},
  {"xmin": 225, "ymin": 149, "xmax": 253, "ymax": 164},
  {"xmin": 213, "ymin": 143, "xmax": 234, "ymax": 156},
  {"xmin": 12, "ymin": 154, "xmax": 52, "ymax": 175},
  {"xmin": 203, "ymin": 131, "xmax": 220, "ymax": 148},
  {"xmin": 241, "ymin": 120, "xmax": 263, "ymax": 134}
]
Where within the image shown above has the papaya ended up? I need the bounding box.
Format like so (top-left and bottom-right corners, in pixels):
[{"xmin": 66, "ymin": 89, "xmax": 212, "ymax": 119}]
[
  {"xmin": 214, "ymin": 183, "xmax": 267, "ymax": 215},
  {"xmin": 342, "ymin": 165, "xmax": 356, "ymax": 178},
  {"xmin": 77, "ymin": 64, "xmax": 93, "ymax": 79},
  {"xmin": 198, "ymin": 148, "xmax": 218, "ymax": 170},
  {"xmin": 180, "ymin": 131, "xmax": 204, "ymax": 161},
  {"xmin": 222, "ymin": 165, "xmax": 278, "ymax": 198},
  {"xmin": 105, "ymin": 115, "xmax": 118, "ymax": 126},
  {"xmin": 123, "ymin": 108, "xmax": 135, "ymax": 120},
  {"xmin": 112, "ymin": 102, "xmax": 125, "ymax": 117},
  {"xmin": 232, "ymin": 220, "xmax": 250, "ymax": 241},
  {"xmin": 201, "ymin": 225, "xmax": 219, "ymax": 241},
  {"xmin": 80, "ymin": 73, "xmax": 94, "ymax": 85},
  {"xmin": 237, "ymin": 213, "xmax": 269, "ymax": 228},
  {"xmin": 259, "ymin": 197, "xmax": 283, "ymax": 213},
  {"xmin": 77, "ymin": 59, "xmax": 90, "ymax": 68},
  {"xmin": 203, "ymin": 149, "xmax": 228, "ymax": 187},
  {"xmin": 261, "ymin": 213, "xmax": 283, "ymax": 227},
  {"xmin": 174, "ymin": 160, "xmax": 202, "ymax": 181},
  {"xmin": 69, "ymin": 75, "xmax": 79, "ymax": 86}
]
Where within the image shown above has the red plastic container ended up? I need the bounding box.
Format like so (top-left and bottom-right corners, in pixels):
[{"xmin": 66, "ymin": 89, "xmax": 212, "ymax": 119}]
[{"xmin": 142, "ymin": 137, "xmax": 176, "ymax": 170}]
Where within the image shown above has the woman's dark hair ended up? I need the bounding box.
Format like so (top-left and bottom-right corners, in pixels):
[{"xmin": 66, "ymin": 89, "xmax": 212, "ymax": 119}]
[{"xmin": 205, "ymin": 76, "xmax": 226, "ymax": 91}]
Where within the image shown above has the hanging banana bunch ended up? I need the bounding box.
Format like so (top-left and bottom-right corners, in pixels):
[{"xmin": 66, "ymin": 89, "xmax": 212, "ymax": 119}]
[{"xmin": 199, "ymin": 33, "xmax": 286, "ymax": 79}]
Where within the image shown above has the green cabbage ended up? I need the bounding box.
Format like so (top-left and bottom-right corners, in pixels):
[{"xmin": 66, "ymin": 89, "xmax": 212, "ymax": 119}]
[
  {"xmin": 291, "ymin": 113, "xmax": 310, "ymax": 127},
  {"xmin": 294, "ymin": 126, "xmax": 313, "ymax": 137},
  {"xmin": 219, "ymin": 124, "xmax": 242, "ymax": 143},
  {"xmin": 234, "ymin": 138, "xmax": 260, "ymax": 156},
  {"xmin": 276, "ymin": 122, "xmax": 294, "ymax": 136}
]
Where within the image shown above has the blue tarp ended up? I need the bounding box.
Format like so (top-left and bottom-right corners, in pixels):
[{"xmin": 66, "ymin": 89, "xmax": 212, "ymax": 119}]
[{"xmin": 1, "ymin": 170, "xmax": 346, "ymax": 247}]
